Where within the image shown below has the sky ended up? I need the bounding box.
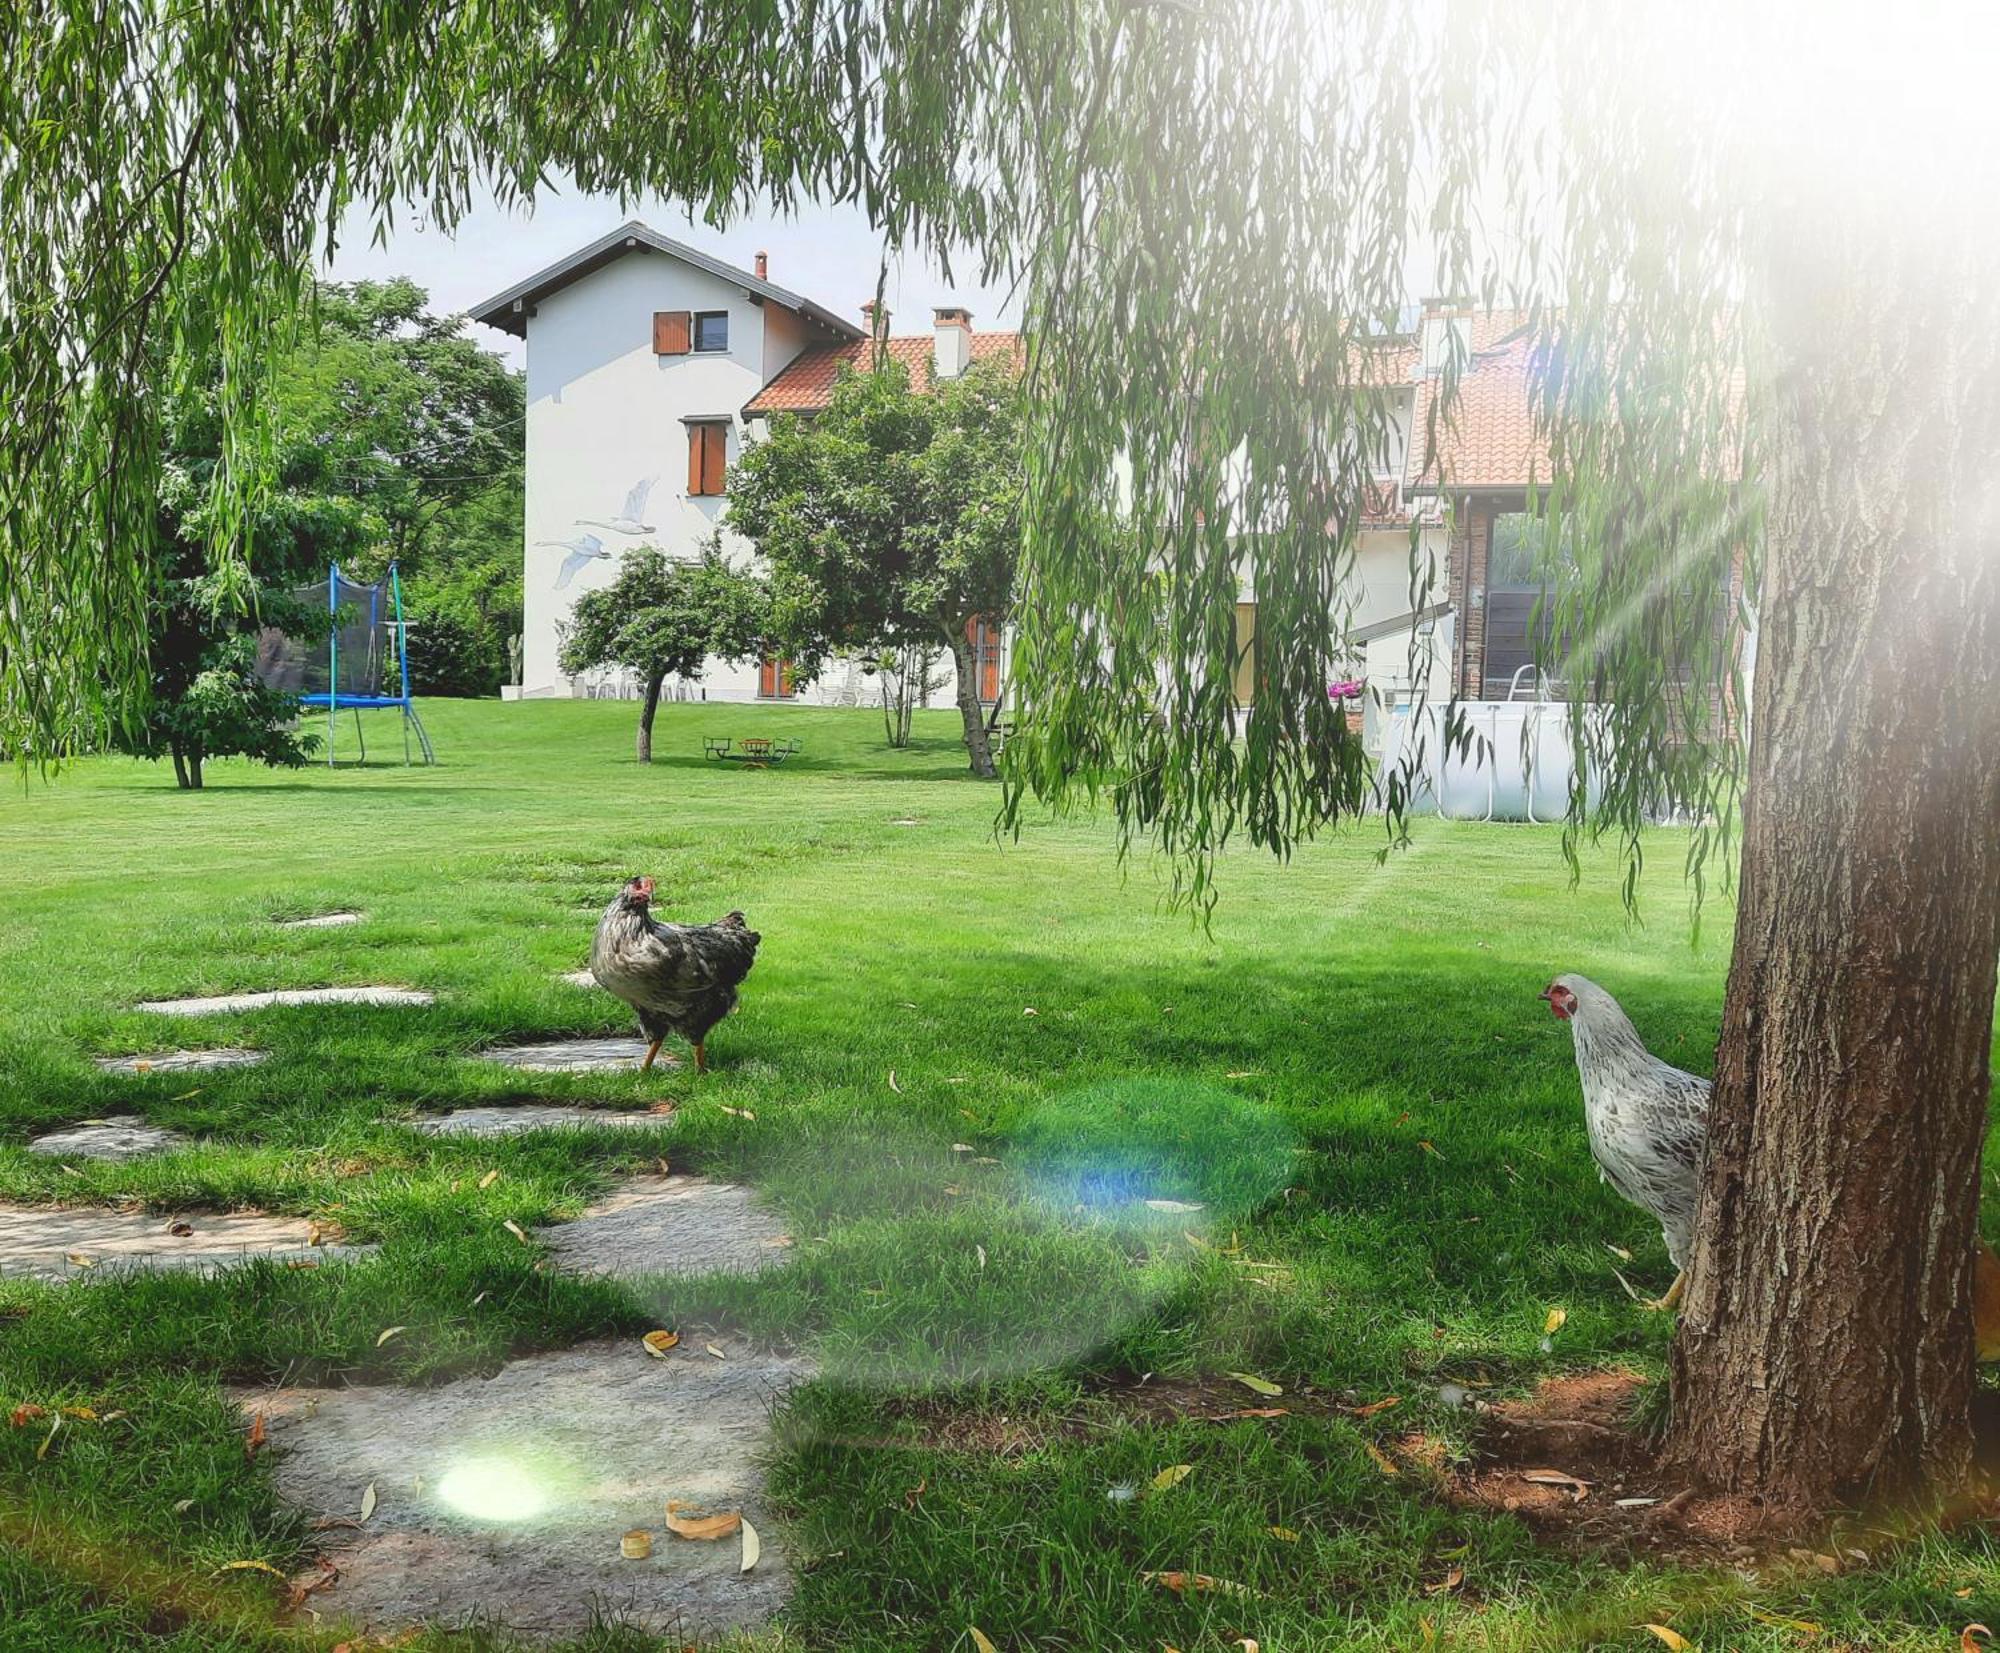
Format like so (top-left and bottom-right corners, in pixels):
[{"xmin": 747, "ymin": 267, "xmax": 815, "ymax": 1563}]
[{"xmin": 326, "ymin": 190, "xmax": 1024, "ymax": 369}]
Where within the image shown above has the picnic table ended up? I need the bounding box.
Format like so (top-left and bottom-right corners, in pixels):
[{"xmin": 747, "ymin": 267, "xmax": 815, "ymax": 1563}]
[{"xmin": 703, "ymin": 736, "xmax": 801, "ymax": 767}]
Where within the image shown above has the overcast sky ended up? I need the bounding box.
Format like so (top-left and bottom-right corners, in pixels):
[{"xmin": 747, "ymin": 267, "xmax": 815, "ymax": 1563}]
[{"xmin": 326, "ymin": 190, "xmax": 1024, "ymax": 369}]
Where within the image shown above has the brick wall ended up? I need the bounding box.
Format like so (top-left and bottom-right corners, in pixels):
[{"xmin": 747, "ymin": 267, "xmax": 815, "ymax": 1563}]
[{"xmin": 1451, "ymin": 499, "xmax": 1493, "ymax": 700}]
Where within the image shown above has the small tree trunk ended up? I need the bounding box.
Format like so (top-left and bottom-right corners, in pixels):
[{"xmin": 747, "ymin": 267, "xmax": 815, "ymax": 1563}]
[
  {"xmin": 1661, "ymin": 212, "xmax": 2000, "ymax": 1512},
  {"xmin": 636, "ymin": 672, "xmax": 665, "ymax": 763},
  {"xmin": 186, "ymin": 747, "xmax": 204, "ymax": 789},
  {"xmin": 169, "ymin": 743, "xmax": 191, "ymax": 790},
  {"xmin": 947, "ymin": 626, "xmax": 997, "ymax": 778}
]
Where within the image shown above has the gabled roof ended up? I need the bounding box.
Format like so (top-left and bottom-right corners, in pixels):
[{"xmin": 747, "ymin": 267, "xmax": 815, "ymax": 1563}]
[
  {"xmin": 467, "ymin": 221, "xmax": 864, "ymax": 341},
  {"xmin": 744, "ymin": 332, "xmax": 1024, "ymax": 416}
]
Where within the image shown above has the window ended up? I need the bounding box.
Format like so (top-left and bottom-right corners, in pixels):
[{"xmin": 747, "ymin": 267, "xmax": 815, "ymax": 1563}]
[
  {"xmin": 693, "ymin": 310, "xmax": 729, "ymax": 352},
  {"xmin": 966, "ymin": 616, "xmax": 1004, "ymax": 704},
  {"xmin": 758, "ymin": 655, "xmax": 796, "ymax": 699},
  {"xmin": 1231, "ymin": 602, "xmax": 1259, "ymax": 705},
  {"xmin": 687, "ymin": 421, "xmax": 729, "ymax": 496}
]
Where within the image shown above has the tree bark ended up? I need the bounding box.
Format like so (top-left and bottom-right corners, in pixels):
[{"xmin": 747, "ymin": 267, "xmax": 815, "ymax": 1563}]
[
  {"xmin": 636, "ymin": 672, "xmax": 664, "ymax": 764},
  {"xmin": 947, "ymin": 625, "xmax": 998, "ymax": 778},
  {"xmin": 170, "ymin": 743, "xmax": 191, "ymax": 790},
  {"xmin": 1662, "ymin": 217, "xmax": 2000, "ymax": 1510}
]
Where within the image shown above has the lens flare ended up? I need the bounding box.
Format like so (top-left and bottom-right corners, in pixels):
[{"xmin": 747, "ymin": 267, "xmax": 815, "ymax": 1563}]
[{"xmin": 435, "ymin": 1457, "xmax": 551, "ymax": 1523}]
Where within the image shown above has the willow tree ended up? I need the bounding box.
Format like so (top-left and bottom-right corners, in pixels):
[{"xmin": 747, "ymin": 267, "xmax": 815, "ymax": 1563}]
[{"xmin": 6, "ymin": 1, "xmax": 1997, "ymax": 1515}]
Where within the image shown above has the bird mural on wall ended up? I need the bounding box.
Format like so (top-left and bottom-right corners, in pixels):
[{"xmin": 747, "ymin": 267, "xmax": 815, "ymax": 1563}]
[
  {"xmin": 578, "ymin": 475, "xmax": 658, "ymax": 536},
  {"xmin": 590, "ymin": 876, "xmax": 761, "ymax": 1074},
  {"xmin": 536, "ymin": 532, "xmax": 611, "ymax": 590},
  {"xmin": 1544, "ymin": 971, "xmax": 2000, "ymax": 1350}
]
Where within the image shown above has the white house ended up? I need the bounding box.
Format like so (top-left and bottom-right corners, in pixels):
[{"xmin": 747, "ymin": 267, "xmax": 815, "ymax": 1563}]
[
  {"xmin": 472, "ymin": 227, "xmax": 1678, "ymax": 753},
  {"xmin": 469, "ymin": 221, "xmax": 1012, "ymax": 708}
]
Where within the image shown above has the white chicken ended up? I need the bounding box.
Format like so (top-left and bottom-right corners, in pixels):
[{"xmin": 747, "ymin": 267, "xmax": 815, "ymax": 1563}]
[{"xmin": 1542, "ymin": 973, "xmax": 1708, "ymax": 1310}]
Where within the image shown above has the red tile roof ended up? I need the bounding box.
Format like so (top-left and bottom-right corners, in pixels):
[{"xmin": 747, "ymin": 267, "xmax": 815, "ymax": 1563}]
[
  {"xmin": 1402, "ymin": 310, "xmax": 1553, "ymax": 493},
  {"xmin": 744, "ymin": 332, "xmax": 1024, "ymax": 416}
]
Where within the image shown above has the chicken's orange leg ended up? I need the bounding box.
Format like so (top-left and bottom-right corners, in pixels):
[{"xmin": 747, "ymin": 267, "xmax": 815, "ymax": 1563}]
[
  {"xmin": 1646, "ymin": 1271, "xmax": 1686, "ymax": 1313},
  {"xmin": 640, "ymin": 1038, "xmax": 663, "ymax": 1074},
  {"xmin": 693, "ymin": 1040, "xmax": 709, "ymax": 1075}
]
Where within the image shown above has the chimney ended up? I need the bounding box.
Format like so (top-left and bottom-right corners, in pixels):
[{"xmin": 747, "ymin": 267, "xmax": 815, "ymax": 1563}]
[
  {"xmin": 932, "ymin": 305, "xmax": 972, "ymax": 379},
  {"xmin": 860, "ymin": 299, "xmax": 890, "ymax": 340},
  {"xmin": 754, "ymin": 250, "xmax": 768, "ymax": 280}
]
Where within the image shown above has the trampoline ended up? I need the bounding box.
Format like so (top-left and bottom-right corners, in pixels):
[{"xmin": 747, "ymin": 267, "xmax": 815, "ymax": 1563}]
[{"xmin": 256, "ymin": 563, "xmax": 435, "ymax": 767}]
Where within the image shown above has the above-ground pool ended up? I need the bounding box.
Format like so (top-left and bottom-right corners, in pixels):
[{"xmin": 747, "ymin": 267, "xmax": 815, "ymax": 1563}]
[{"xmin": 1377, "ymin": 699, "xmax": 1605, "ymax": 822}]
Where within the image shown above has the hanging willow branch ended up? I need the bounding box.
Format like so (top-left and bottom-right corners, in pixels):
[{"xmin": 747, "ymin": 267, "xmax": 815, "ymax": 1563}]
[{"xmin": 5, "ymin": 0, "xmax": 1825, "ymax": 917}]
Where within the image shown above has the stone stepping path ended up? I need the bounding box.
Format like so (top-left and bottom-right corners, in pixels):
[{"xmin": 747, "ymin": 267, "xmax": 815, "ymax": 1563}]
[
  {"xmin": 276, "ymin": 911, "xmax": 362, "ymax": 929},
  {"xmin": 237, "ymin": 1336, "xmax": 812, "ymax": 1643},
  {"xmin": 543, "ymin": 1175, "xmax": 789, "ymax": 1281},
  {"xmin": 479, "ymin": 1037, "xmax": 666, "ymax": 1072},
  {"xmin": 95, "ymin": 1047, "xmax": 268, "ymax": 1075},
  {"xmin": 559, "ymin": 969, "xmax": 597, "ymax": 988},
  {"xmin": 28, "ymin": 1121, "xmax": 187, "ymax": 1163},
  {"xmin": 411, "ymin": 1105, "xmax": 669, "ymax": 1140},
  {"xmin": 138, "ymin": 987, "xmax": 433, "ymax": 1016},
  {"xmin": 0, "ymin": 1206, "xmax": 374, "ymax": 1282}
]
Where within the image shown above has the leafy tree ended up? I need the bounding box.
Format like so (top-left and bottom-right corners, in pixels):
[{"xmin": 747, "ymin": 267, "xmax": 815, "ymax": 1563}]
[
  {"xmin": 728, "ymin": 358, "xmax": 1022, "ymax": 777},
  {"xmin": 7, "ymin": 1, "xmax": 1999, "ymax": 1516},
  {"xmin": 558, "ymin": 549, "xmax": 768, "ymax": 763}
]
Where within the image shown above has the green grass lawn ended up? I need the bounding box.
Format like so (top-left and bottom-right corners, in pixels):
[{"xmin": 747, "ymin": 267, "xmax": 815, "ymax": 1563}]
[{"xmin": 1, "ymin": 697, "xmax": 1994, "ymax": 1651}]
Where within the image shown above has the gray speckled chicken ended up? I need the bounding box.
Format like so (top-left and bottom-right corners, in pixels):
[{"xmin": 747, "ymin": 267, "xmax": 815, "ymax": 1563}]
[
  {"xmin": 1542, "ymin": 973, "xmax": 1710, "ymax": 1311},
  {"xmin": 590, "ymin": 876, "xmax": 761, "ymax": 1073}
]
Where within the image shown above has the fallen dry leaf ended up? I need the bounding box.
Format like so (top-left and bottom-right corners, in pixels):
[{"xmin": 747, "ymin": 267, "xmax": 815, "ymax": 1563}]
[
  {"xmin": 306, "ymin": 1223, "xmax": 326, "ymax": 1248},
  {"xmin": 1228, "ymin": 1372, "xmax": 1284, "ymax": 1397},
  {"xmin": 719, "ymin": 1104, "xmax": 757, "ymax": 1120},
  {"xmin": 36, "ymin": 1414, "xmax": 61, "ymax": 1459},
  {"xmin": 621, "ymin": 1529, "xmax": 653, "ymax": 1560},
  {"xmin": 969, "ymin": 1630, "xmax": 998, "ymax": 1653},
  {"xmin": 1425, "ymin": 1566, "xmax": 1465, "ymax": 1595},
  {"xmin": 642, "ymin": 1330, "xmax": 680, "ymax": 1359},
  {"xmin": 1021, "ymin": 1007, "xmax": 1037, "ymax": 1017},
  {"xmin": 1141, "ymin": 1570, "xmax": 1257, "ymax": 1600},
  {"xmin": 1963, "ymin": 1626, "xmax": 1991, "ymax": 1653},
  {"xmin": 665, "ymin": 1499, "xmax": 741, "ymax": 1541},
  {"xmin": 1641, "ymin": 1626, "xmax": 1693, "ymax": 1652},
  {"xmin": 1745, "ymin": 1606, "xmax": 1823, "ymax": 1634},
  {"xmin": 502, "ymin": 1219, "xmax": 529, "ymax": 1244},
  {"xmin": 1362, "ymin": 1440, "xmax": 1400, "ymax": 1477},
  {"xmin": 1344, "ymin": 1395, "xmax": 1401, "ymax": 1419},
  {"xmin": 478, "ymin": 1169, "xmax": 501, "ymax": 1190},
  {"xmin": 65, "ymin": 1252, "xmax": 97, "ymax": 1270},
  {"xmin": 375, "ymin": 1326, "xmax": 407, "ymax": 1348},
  {"xmin": 904, "ymin": 1476, "xmax": 928, "ymax": 1509},
  {"xmin": 1266, "ymin": 1525, "xmax": 1300, "ymax": 1542},
  {"xmin": 215, "ymin": 1559, "xmax": 287, "ymax": 1579},
  {"xmin": 1417, "ymin": 1140, "xmax": 1442, "ymax": 1157},
  {"xmin": 1521, "ymin": 1468, "xmax": 1591, "ymax": 1502},
  {"xmin": 286, "ymin": 1557, "xmax": 340, "ymax": 1610},
  {"xmin": 1605, "ymin": 1242, "xmax": 1633, "ymax": 1261},
  {"xmin": 244, "ymin": 1412, "xmax": 267, "ymax": 1461},
  {"xmin": 975, "ymin": 1245, "xmax": 987, "ymax": 1270},
  {"xmin": 167, "ymin": 1221, "xmax": 195, "ymax": 1238},
  {"xmin": 740, "ymin": 1517, "xmax": 761, "ymax": 1573},
  {"xmin": 359, "ymin": 1482, "xmax": 377, "ymax": 1524},
  {"xmin": 887, "ymin": 1070, "xmax": 902, "ymax": 1093},
  {"xmin": 1206, "ymin": 1407, "xmax": 1289, "ymax": 1421},
  {"xmin": 705, "ymin": 1343, "xmax": 726, "ymax": 1360},
  {"xmin": 9, "ymin": 1405, "xmax": 45, "ymax": 1428},
  {"xmin": 1150, "ymin": 1463, "xmax": 1195, "ymax": 1493},
  {"xmin": 1236, "ymin": 1641, "xmax": 1260, "ymax": 1653},
  {"xmin": 1543, "ymin": 1307, "xmax": 1568, "ymax": 1335}
]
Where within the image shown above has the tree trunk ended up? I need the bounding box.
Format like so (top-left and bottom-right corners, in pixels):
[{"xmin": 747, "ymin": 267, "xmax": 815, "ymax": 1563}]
[
  {"xmin": 1662, "ymin": 216, "xmax": 2000, "ymax": 1511},
  {"xmin": 170, "ymin": 743, "xmax": 191, "ymax": 790},
  {"xmin": 636, "ymin": 672, "xmax": 664, "ymax": 763},
  {"xmin": 947, "ymin": 626, "xmax": 997, "ymax": 778},
  {"xmin": 186, "ymin": 747, "xmax": 204, "ymax": 789}
]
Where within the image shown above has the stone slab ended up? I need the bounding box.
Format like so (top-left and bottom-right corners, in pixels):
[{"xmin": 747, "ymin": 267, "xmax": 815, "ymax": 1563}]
[
  {"xmin": 411, "ymin": 1106, "xmax": 670, "ymax": 1140},
  {"xmin": 277, "ymin": 912, "xmax": 363, "ymax": 929},
  {"xmin": 27, "ymin": 1121, "xmax": 188, "ymax": 1162},
  {"xmin": 542, "ymin": 1175, "xmax": 789, "ymax": 1281},
  {"xmin": 237, "ymin": 1338, "xmax": 812, "ymax": 1642},
  {"xmin": 95, "ymin": 1048, "xmax": 269, "ymax": 1075},
  {"xmin": 558, "ymin": 969, "xmax": 598, "ymax": 988},
  {"xmin": 0, "ymin": 1204, "xmax": 374, "ymax": 1282},
  {"xmin": 137, "ymin": 987, "xmax": 433, "ymax": 1016},
  {"xmin": 478, "ymin": 1037, "xmax": 668, "ymax": 1073}
]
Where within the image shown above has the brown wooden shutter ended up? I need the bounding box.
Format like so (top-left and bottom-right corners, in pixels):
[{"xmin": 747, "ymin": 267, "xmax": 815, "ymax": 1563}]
[
  {"xmin": 654, "ymin": 310, "xmax": 691, "ymax": 354},
  {"xmin": 701, "ymin": 423, "xmax": 727, "ymax": 496},
  {"xmin": 687, "ymin": 424, "xmax": 706, "ymax": 493}
]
